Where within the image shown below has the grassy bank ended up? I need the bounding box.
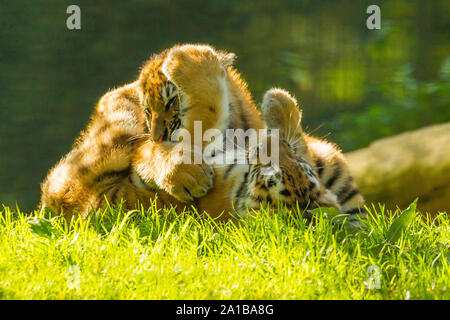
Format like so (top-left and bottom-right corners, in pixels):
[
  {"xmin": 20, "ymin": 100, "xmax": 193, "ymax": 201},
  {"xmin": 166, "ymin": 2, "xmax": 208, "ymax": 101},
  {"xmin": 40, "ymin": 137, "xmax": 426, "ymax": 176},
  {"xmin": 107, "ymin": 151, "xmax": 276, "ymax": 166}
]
[{"xmin": 0, "ymin": 201, "xmax": 448, "ymax": 299}]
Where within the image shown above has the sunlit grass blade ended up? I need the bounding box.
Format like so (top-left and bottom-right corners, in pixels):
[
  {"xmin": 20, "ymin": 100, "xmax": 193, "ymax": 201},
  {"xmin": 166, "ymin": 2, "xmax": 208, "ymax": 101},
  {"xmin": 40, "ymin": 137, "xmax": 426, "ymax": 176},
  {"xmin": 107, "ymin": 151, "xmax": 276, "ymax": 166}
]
[{"xmin": 386, "ymin": 199, "xmax": 417, "ymax": 244}]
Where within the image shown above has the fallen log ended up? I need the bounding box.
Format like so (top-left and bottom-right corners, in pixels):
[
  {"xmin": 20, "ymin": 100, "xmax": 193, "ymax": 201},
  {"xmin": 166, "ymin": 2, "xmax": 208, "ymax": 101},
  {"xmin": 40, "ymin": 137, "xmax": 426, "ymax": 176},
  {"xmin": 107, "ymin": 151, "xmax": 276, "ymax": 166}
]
[{"xmin": 345, "ymin": 122, "xmax": 450, "ymax": 215}]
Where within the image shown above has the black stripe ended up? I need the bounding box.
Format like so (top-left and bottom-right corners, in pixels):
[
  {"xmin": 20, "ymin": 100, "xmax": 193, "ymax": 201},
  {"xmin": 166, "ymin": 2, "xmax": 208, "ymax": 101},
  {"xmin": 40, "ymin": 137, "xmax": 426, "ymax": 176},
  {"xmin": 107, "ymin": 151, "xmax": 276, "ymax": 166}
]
[
  {"xmin": 183, "ymin": 187, "xmax": 192, "ymax": 198},
  {"xmin": 93, "ymin": 167, "xmax": 131, "ymax": 184},
  {"xmin": 78, "ymin": 166, "xmax": 90, "ymax": 176},
  {"xmin": 95, "ymin": 193, "xmax": 105, "ymax": 210},
  {"xmin": 250, "ymin": 195, "xmax": 263, "ymax": 202},
  {"xmin": 240, "ymin": 112, "xmax": 249, "ymax": 131},
  {"xmin": 259, "ymin": 181, "xmax": 268, "ymax": 190},
  {"xmin": 227, "ymin": 115, "xmax": 237, "ymax": 130},
  {"xmin": 345, "ymin": 207, "xmax": 366, "ymax": 215},
  {"xmin": 315, "ymin": 158, "xmax": 324, "ymax": 177},
  {"xmin": 224, "ymin": 163, "xmax": 236, "ymax": 180},
  {"xmin": 249, "ymin": 166, "xmax": 259, "ymax": 180},
  {"xmin": 336, "ymin": 177, "xmax": 353, "ymax": 202},
  {"xmin": 285, "ymin": 172, "xmax": 295, "ymax": 184},
  {"xmin": 341, "ymin": 188, "xmax": 360, "ymax": 204},
  {"xmin": 108, "ymin": 186, "xmax": 120, "ymax": 204},
  {"xmin": 122, "ymin": 91, "xmax": 140, "ymax": 105},
  {"xmin": 96, "ymin": 123, "xmax": 111, "ymax": 135},
  {"xmin": 179, "ymin": 106, "xmax": 192, "ymax": 116},
  {"xmin": 111, "ymin": 133, "xmax": 134, "ymax": 147},
  {"xmin": 325, "ymin": 165, "xmax": 341, "ymax": 189},
  {"xmin": 234, "ymin": 171, "xmax": 249, "ymax": 208}
]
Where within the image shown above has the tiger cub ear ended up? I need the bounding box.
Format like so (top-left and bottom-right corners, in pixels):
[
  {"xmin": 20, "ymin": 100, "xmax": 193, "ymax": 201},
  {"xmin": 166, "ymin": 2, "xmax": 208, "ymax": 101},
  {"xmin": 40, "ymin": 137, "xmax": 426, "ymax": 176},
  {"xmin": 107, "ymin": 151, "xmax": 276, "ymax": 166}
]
[{"xmin": 216, "ymin": 50, "xmax": 236, "ymax": 67}]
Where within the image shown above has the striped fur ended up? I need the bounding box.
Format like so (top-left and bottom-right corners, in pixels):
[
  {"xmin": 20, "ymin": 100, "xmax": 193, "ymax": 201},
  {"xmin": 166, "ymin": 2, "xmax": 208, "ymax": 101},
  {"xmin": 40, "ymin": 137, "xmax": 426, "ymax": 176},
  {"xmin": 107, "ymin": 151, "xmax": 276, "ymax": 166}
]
[
  {"xmin": 40, "ymin": 44, "xmax": 365, "ymax": 223},
  {"xmin": 40, "ymin": 44, "xmax": 265, "ymax": 220},
  {"xmin": 39, "ymin": 82, "xmax": 186, "ymax": 221},
  {"xmin": 260, "ymin": 88, "xmax": 367, "ymax": 220},
  {"xmin": 135, "ymin": 44, "xmax": 266, "ymax": 205}
]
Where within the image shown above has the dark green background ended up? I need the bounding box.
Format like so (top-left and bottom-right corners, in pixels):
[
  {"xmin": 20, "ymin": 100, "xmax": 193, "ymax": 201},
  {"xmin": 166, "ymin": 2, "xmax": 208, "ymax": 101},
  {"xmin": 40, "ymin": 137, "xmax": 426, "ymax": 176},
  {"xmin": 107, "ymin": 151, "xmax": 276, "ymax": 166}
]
[{"xmin": 1, "ymin": 0, "xmax": 449, "ymax": 210}]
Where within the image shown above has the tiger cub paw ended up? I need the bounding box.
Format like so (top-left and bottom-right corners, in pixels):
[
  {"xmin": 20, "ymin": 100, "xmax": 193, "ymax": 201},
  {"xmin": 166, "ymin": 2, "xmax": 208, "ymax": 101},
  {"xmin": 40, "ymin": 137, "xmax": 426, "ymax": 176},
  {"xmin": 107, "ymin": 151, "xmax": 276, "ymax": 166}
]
[
  {"xmin": 261, "ymin": 88, "xmax": 308, "ymax": 155},
  {"xmin": 162, "ymin": 161, "xmax": 215, "ymax": 203},
  {"xmin": 155, "ymin": 145, "xmax": 215, "ymax": 202},
  {"xmin": 261, "ymin": 88, "xmax": 302, "ymax": 131},
  {"xmin": 162, "ymin": 44, "xmax": 225, "ymax": 91}
]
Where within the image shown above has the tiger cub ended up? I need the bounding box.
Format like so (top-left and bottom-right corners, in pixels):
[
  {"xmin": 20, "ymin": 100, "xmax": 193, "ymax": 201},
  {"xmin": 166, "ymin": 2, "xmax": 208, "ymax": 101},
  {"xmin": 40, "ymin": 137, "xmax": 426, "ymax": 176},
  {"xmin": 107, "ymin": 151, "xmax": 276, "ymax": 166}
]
[
  {"xmin": 39, "ymin": 81, "xmax": 187, "ymax": 221},
  {"xmin": 203, "ymin": 89, "xmax": 342, "ymax": 219},
  {"xmin": 259, "ymin": 88, "xmax": 367, "ymax": 219},
  {"xmin": 195, "ymin": 88, "xmax": 365, "ymax": 221}
]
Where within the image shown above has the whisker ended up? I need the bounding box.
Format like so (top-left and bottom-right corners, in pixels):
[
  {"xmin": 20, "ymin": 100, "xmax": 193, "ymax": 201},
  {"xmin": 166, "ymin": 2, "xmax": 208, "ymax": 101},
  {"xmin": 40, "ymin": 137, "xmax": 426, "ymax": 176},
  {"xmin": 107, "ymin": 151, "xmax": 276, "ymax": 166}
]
[{"xmin": 305, "ymin": 123, "xmax": 324, "ymax": 136}]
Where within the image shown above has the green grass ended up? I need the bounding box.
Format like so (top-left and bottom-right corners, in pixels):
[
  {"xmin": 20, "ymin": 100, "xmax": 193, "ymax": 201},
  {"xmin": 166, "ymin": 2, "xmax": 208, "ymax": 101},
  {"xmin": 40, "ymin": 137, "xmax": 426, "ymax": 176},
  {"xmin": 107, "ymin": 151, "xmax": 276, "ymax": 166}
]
[{"xmin": 0, "ymin": 200, "xmax": 448, "ymax": 300}]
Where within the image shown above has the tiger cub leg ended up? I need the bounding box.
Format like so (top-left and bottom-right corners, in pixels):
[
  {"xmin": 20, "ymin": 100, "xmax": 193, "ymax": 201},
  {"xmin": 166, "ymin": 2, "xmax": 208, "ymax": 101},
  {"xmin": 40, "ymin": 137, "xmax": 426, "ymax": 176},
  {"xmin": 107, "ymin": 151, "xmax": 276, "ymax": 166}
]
[
  {"xmin": 261, "ymin": 88, "xmax": 312, "ymax": 160},
  {"xmin": 260, "ymin": 88, "xmax": 366, "ymax": 219},
  {"xmin": 161, "ymin": 44, "xmax": 233, "ymax": 134},
  {"xmin": 132, "ymin": 138, "xmax": 214, "ymax": 203}
]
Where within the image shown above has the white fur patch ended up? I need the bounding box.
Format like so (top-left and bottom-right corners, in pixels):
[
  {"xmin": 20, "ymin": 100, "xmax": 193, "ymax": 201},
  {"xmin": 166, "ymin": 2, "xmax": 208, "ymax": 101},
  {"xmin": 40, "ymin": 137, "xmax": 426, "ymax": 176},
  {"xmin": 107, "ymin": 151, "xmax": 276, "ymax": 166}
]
[
  {"xmin": 215, "ymin": 76, "xmax": 230, "ymax": 132},
  {"xmin": 161, "ymin": 53, "xmax": 175, "ymax": 82},
  {"xmin": 299, "ymin": 162, "xmax": 319, "ymax": 188},
  {"xmin": 48, "ymin": 163, "xmax": 71, "ymax": 195},
  {"xmin": 130, "ymin": 168, "xmax": 157, "ymax": 190},
  {"xmin": 321, "ymin": 189, "xmax": 339, "ymax": 206}
]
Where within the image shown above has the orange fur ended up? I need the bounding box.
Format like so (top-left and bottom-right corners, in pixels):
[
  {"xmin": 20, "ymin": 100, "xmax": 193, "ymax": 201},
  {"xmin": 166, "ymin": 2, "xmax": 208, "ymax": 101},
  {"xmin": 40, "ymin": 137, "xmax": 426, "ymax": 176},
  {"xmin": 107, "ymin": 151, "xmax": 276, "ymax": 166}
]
[
  {"xmin": 40, "ymin": 82, "xmax": 186, "ymax": 221},
  {"xmin": 40, "ymin": 44, "xmax": 364, "ymax": 223},
  {"xmin": 134, "ymin": 44, "xmax": 265, "ymax": 204}
]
